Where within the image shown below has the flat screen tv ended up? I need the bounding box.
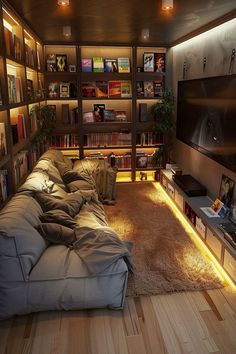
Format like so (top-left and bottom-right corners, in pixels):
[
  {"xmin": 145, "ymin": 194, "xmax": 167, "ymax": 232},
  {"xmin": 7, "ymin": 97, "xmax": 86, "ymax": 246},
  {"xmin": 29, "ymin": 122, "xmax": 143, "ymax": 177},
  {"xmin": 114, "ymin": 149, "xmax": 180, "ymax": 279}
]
[{"xmin": 177, "ymin": 74, "xmax": 236, "ymax": 172}]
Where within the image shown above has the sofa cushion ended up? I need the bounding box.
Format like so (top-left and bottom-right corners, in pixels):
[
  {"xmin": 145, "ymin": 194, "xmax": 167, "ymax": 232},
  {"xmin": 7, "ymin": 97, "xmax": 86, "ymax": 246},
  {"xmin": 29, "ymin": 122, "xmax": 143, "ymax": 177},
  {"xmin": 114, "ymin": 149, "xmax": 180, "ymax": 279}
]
[
  {"xmin": 0, "ymin": 194, "xmax": 47, "ymax": 280},
  {"xmin": 36, "ymin": 223, "xmax": 76, "ymax": 245},
  {"xmin": 55, "ymin": 161, "xmax": 84, "ymax": 184},
  {"xmin": 40, "ymin": 209, "xmax": 77, "ymax": 228},
  {"xmin": 67, "ymin": 179, "xmax": 95, "ymax": 192},
  {"xmin": 34, "ymin": 191, "xmax": 85, "ymax": 217},
  {"xmin": 34, "ymin": 159, "xmax": 67, "ymax": 191}
]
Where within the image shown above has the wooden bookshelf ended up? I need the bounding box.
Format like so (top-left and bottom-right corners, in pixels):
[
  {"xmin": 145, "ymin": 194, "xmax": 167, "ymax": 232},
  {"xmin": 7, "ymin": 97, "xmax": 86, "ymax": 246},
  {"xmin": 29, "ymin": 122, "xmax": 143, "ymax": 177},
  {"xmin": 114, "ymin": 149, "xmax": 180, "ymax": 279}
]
[{"xmin": 0, "ymin": 3, "xmax": 45, "ymax": 208}]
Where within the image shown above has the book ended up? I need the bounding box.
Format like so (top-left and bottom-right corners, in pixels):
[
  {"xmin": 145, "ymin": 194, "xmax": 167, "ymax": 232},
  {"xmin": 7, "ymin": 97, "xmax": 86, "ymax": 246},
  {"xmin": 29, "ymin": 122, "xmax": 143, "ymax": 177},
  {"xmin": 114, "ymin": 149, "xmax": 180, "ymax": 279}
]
[
  {"xmin": 61, "ymin": 104, "xmax": 70, "ymax": 124},
  {"xmin": 7, "ymin": 74, "xmax": 17, "ymax": 104},
  {"xmin": 15, "ymin": 77, "xmax": 23, "ymax": 102},
  {"xmin": 93, "ymin": 57, "xmax": 104, "ymax": 72},
  {"xmin": 104, "ymin": 59, "xmax": 118, "ymax": 72},
  {"xmin": 48, "ymin": 82, "xmax": 59, "ymax": 98},
  {"xmin": 144, "ymin": 81, "xmax": 154, "ymax": 98},
  {"xmin": 108, "ymin": 81, "xmax": 121, "ymax": 98},
  {"xmin": 103, "ymin": 109, "xmax": 116, "ymax": 122},
  {"xmin": 115, "ymin": 110, "xmax": 127, "ymax": 122},
  {"xmin": 0, "ymin": 170, "xmax": 9, "ymax": 203},
  {"xmin": 94, "ymin": 104, "xmax": 105, "ymax": 122},
  {"xmin": 83, "ymin": 111, "xmax": 94, "ymax": 123},
  {"xmin": 211, "ymin": 198, "xmax": 224, "ymax": 213},
  {"xmin": 11, "ymin": 124, "xmax": 19, "ymax": 145},
  {"xmin": 136, "ymin": 81, "xmax": 144, "ymax": 97},
  {"xmin": 27, "ymin": 79, "xmax": 34, "ymax": 100},
  {"xmin": 56, "ymin": 54, "xmax": 67, "ymax": 71},
  {"xmin": 46, "ymin": 54, "xmax": 57, "ymax": 72},
  {"xmin": 14, "ymin": 35, "xmax": 22, "ymax": 61},
  {"xmin": 59, "ymin": 83, "xmax": 70, "ymax": 98},
  {"xmin": 154, "ymin": 53, "xmax": 165, "ymax": 73},
  {"xmin": 143, "ymin": 53, "xmax": 154, "ymax": 72},
  {"xmin": 154, "ymin": 80, "xmax": 163, "ymax": 97},
  {"xmin": 121, "ymin": 80, "xmax": 132, "ymax": 98},
  {"xmin": 96, "ymin": 81, "xmax": 108, "ymax": 98},
  {"xmin": 139, "ymin": 103, "xmax": 148, "ymax": 122},
  {"xmin": 117, "ymin": 58, "xmax": 130, "ymax": 73},
  {"xmin": 81, "ymin": 59, "xmax": 92, "ymax": 72},
  {"xmin": 81, "ymin": 82, "xmax": 96, "ymax": 98},
  {"xmin": 0, "ymin": 122, "xmax": 7, "ymax": 157}
]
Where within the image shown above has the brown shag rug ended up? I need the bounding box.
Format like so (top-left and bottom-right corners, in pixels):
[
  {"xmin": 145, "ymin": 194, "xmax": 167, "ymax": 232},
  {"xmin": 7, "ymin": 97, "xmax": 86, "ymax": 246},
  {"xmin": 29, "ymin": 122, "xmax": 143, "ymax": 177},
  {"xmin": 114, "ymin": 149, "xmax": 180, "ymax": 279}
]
[{"xmin": 104, "ymin": 182, "xmax": 223, "ymax": 296}]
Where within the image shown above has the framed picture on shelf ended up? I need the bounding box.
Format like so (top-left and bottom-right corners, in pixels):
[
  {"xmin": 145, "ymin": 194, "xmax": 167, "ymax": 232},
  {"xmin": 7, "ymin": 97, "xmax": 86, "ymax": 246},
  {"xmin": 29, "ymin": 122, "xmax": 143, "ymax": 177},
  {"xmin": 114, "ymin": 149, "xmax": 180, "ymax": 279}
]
[
  {"xmin": 143, "ymin": 53, "xmax": 154, "ymax": 72},
  {"xmin": 93, "ymin": 104, "xmax": 105, "ymax": 122},
  {"xmin": 69, "ymin": 65, "xmax": 76, "ymax": 72},
  {"xmin": 154, "ymin": 53, "xmax": 165, "ymax": 73},
  {"xmin": 46, "ymin": 54, "xmax": 56, "ymax": 72},
  {"xmin": 59, "ymin": 83, "xmax": 70, "ymax": 98},
  {"xmin": 56, "ymin": 54, "xmax": 67, "ymax": 71},
  {"xmin": 48, "ymin": 82, "xmax": 59, "ymax": 98},
  {"xmin": 219, "ymin": 174, "xmax": 235, "ymax": 208}
]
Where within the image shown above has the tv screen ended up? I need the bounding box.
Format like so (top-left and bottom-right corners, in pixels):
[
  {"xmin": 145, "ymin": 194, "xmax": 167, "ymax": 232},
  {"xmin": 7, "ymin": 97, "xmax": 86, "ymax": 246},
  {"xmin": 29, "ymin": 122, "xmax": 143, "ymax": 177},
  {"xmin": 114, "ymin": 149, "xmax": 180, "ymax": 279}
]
[{"xmin": 177, "ymin": 74, "xmax": 236, "ymax": 172}]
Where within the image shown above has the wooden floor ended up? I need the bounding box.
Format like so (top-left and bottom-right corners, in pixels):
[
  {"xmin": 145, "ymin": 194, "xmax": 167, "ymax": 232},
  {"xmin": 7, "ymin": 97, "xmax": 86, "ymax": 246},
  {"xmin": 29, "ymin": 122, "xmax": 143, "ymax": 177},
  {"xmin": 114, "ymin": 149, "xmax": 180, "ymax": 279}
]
[{"xmin": 0, "ymin": 287, "xmax": 235, "ymax": 354}]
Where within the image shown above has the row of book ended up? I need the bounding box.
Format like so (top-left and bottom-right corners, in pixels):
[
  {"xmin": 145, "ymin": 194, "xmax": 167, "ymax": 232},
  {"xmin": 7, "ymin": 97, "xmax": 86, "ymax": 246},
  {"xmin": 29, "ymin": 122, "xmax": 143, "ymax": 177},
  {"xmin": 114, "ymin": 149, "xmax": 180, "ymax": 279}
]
[
  {"xmin": 83, "ymin": 105, "xmax": 128, "ymax": 123},
  {"xmin": 137, "ymin": 132, "xmax": 161, "ymax": 146},
  {"xmin": 137, "ymin": 80, "xmax": 163, "ymax": 98},
  {"xmin": 4, "ymin": 27, "xmax": 22, "ymax": 61},
  {"xmin": 82, "ymin": 81, "xmax": 132, "ymax": 98},
  {"xmin": 0, "ymin": 170, "xmax": 9, "ymax": 204},
  {"xmin": 13, "ymin": 150, "xmax": 29, "ymax": 186},
  {"xmin": 85, "ymin": 152, "xmax": 132, "ymax": 169},
  {"xmin": 50, "ymin": 104, "xmax": 79, "ymax": 125},
  {"xmin": 82, "ymin": 57, "xmax": 130, "ymax": 73},
  {"xmin": 50, "ymin": 134, "xmax": 79, "ymax": 148},
  {"xmin": 8, "ymin": 74, "xmax": 23, "ymax": 104},
  {"xmin": 48, "ymin": 82, "xmax": 77, "ymax": 99},
  {"xmin": 0, "ymin": 122, "xmax": 7, "ymax": 158},
  {"xmin": 11, "ymin": 114, "xmax": 27, "ymax": 144},
  {"xmin": 84, "ymin": 132, "xmax": 132, "ymax": 147}
]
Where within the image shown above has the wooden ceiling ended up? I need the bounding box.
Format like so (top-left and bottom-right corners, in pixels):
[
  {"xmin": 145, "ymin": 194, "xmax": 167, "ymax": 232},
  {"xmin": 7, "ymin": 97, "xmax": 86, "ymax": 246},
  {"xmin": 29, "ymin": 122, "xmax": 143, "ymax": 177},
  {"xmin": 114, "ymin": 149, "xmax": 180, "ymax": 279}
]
[{"xmin": 4, "ymin": 0, "xmax": 236, "ymax": 46}]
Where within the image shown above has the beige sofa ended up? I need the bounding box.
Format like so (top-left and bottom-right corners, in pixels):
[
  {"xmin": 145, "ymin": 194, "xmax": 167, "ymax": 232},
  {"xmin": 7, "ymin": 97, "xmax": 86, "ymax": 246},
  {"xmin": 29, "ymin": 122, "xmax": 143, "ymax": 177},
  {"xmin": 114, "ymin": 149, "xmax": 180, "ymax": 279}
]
[{"xmin": 0, "ymin": 150, "xmax": 130, "ymax": 320}]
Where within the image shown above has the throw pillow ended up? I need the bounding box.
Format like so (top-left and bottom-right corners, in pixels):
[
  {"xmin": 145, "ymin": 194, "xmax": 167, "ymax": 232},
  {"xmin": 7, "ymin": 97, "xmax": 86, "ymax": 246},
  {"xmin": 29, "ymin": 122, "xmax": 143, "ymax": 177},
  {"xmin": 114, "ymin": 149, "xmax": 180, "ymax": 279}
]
[
  {"xmin": 39, "ymin": 209, "xmax": 77, "ymax": 229},
  {"xmin": 55, "ymin": 161, "xmax": 83, "ymax": 184},
  {"xmin": 34, "ymin": 191, "xmax": 85, "ymax": 217},
  {"xmin": 63, "ymin": 155, "xmax": 73, "ymax": 170},
  {"xmin": 36, "ymin": 223, "xmax": 76, "ymax": 246}
]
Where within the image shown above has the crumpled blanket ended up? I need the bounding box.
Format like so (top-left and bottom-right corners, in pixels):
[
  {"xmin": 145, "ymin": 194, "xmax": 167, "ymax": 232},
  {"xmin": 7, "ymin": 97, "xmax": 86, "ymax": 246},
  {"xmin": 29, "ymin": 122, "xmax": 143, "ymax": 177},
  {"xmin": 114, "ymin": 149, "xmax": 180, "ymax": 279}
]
[{"xmin": 73, "ymin": 226, "xmax": 134, "ymax": 275}]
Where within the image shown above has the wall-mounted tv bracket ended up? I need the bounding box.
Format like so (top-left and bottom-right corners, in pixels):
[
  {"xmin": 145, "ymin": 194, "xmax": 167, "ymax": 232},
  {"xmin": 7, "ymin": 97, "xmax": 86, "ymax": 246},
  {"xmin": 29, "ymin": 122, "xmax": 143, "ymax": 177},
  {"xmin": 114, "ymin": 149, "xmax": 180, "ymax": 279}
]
[
  {"xmin": 203, "ymin": 56, "xmax": 207, "ymax": 72},
  {"xmin": 183, "ymin": 61, "xmax": 187, "ymax": 79},
  {"xmin": 229, "ymin": 48, "xmax": 235, "ymax": 74}
]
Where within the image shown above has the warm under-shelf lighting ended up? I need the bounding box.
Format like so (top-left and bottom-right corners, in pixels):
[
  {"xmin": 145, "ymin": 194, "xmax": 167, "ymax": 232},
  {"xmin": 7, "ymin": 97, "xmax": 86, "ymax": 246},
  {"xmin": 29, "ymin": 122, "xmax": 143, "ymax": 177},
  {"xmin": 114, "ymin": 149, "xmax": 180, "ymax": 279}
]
[
  {"xmin": 3, "ymin": 7, "xmax": 20, "ymax": 26},
  {"xmin": 155, "ymin": 183, "xmax": 236, "ymax": 290},
  {"xmin": 3, "ymin": 19, "xmax": 13, "ymax": 32},
  {"xmin": 162, "ymin": 0, "xmax": 173, "ymax": 10},
  {"xmin": 7, "ymin": 63, "xmax": 17, "ymax": 70},
  {"xmin": 58, "ymin": 0, "xmax": 69, "ymax": 5},
  {"xmin": 24, "ymin": 29, "xmax": 33, "ymax": 40}
]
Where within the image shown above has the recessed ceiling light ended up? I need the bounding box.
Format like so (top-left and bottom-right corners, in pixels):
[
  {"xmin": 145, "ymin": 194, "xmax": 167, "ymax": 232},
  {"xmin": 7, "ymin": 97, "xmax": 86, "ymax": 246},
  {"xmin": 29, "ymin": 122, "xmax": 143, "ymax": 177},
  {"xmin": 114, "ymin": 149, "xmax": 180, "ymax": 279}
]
[
  {"xmin": 141, "ymin": 28, "xmax": 149, "ymax": 40},
  {"xmin": 58, "ymin": 0, "xmax": 69, "ymax": 6},
  {"xmin": 162, "ymin": 0, "xmax": 173, "ymax": 10}
]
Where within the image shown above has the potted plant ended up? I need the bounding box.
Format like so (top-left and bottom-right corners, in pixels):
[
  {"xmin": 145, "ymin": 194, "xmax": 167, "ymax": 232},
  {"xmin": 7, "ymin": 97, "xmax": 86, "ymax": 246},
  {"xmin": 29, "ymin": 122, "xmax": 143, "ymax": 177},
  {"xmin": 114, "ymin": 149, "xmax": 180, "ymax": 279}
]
[
  {"xmin": 30, "ymin": 105, "xmax": 56, "ymax": 149},
  {"xmin": 150, "ymin": 88, "xmax": 175, "ymax": 166}
]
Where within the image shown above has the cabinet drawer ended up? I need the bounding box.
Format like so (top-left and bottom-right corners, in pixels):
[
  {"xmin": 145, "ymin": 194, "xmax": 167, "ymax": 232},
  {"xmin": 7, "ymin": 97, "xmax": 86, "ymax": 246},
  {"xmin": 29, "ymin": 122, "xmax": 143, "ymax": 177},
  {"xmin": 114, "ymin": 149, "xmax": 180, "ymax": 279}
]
[
  {"xmin": 175, "ymin": 189, "xmax": 183, "ymax": 211},
  {"xmin": 224, "ymin": 250, "xmax": 236, "ymax": 282},
  {"xmin": 206, "ymin": 228, "xmax": 222, "ymax": 260},
  {"xmin": 161, "ymin": 176, "xmax": 168, "ymax": 190}
]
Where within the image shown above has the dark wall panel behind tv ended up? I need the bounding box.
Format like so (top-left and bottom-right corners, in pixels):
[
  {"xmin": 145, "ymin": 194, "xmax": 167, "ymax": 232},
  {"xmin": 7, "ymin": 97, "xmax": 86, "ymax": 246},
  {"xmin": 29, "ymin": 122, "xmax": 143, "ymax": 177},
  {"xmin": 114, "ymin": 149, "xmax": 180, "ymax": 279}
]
[{"xmin": 177, "ymin": 74, "xmax": 236, "ymax": 172}]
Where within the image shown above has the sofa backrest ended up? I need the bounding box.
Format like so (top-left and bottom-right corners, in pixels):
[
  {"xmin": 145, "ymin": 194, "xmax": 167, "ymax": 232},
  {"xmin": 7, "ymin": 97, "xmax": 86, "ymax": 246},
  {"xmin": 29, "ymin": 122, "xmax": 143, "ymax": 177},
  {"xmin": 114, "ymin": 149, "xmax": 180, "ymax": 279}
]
[{"xmin": 0, "ymin": 194, "xmax": 47, "ymax": 281}]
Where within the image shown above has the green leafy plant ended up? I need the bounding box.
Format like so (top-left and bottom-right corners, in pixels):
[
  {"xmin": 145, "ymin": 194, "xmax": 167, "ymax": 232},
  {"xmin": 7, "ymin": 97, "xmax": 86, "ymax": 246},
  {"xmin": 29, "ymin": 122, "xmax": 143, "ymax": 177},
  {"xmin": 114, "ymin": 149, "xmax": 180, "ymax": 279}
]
[
  {"xmin": 30, "ymin": 105, "xmax": 56, "ymax": 145},
  {"xmin": 151, "ymin": 146, "xmax": 164, "ymax": 167},
  {"xmin": 150, "ymin": 88, "xmax": 175, "ymax": 163}
]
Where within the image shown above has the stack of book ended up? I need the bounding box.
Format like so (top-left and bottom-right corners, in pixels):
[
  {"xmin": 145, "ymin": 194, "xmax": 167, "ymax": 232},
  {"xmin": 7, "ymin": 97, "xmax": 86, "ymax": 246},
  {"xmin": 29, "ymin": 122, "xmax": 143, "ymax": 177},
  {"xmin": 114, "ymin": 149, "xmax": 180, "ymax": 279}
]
[
  {"xmin": 136, "ymin": 132, "xmax": 158, "ymax": 146},
  {"xmin": 137, "ymin": 81, "xmax": 163, "ymax": 98}
]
